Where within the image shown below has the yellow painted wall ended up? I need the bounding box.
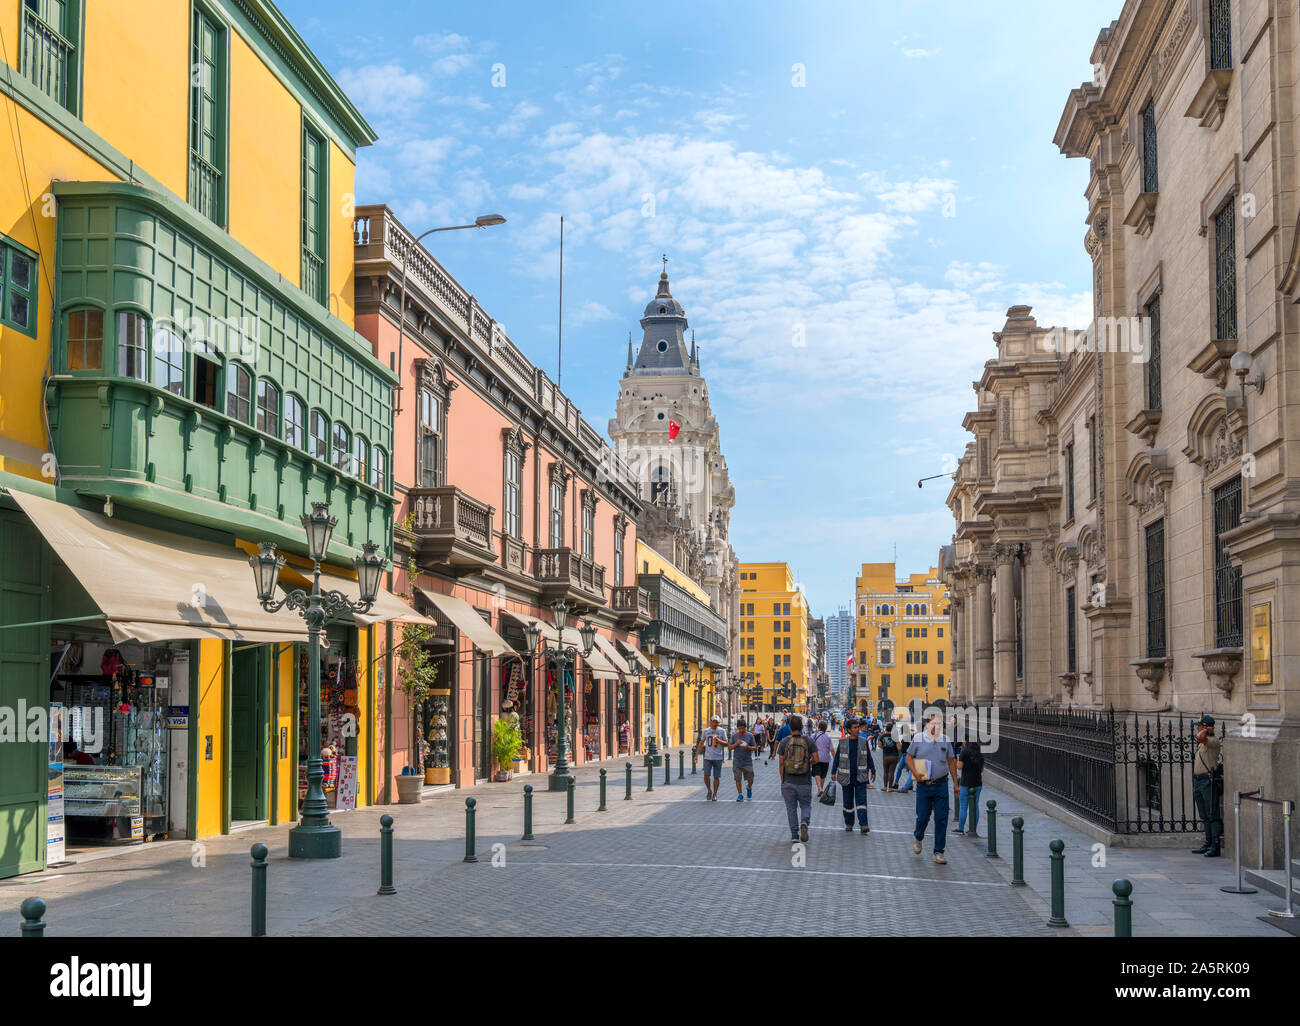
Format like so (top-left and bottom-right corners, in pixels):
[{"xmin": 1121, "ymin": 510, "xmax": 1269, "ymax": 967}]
[
  {"xmin": 194, "ymin": 640, "xmax": 227, "ymax": 839},
  {"xmin": 227, "ymin": 31, "xmax": 301, "ymax": 286},
  {"xmin": 328, "ymin": 140, "xmax": 356, "ymax": 324},
  {"xmin": 855, "ymin": 563, "xmax": 950, "ymax": 713},
  {"xmin": 354, "ymin": 624, "xmax": 371, "ymax": 808},
  {"xmin": 274, "ymin": 641, "xmax": 296, "ymax": 824},
  {"xmin": 79, "ymin": 0, "xmax": 189, "ymax": 198},
  {"xmin": 738, "ymin": 563, "xmax": 808, "ymax": 707},
  {"xmin": 636, "ymin": 541, "xmax": 709, "ymax": 603}
]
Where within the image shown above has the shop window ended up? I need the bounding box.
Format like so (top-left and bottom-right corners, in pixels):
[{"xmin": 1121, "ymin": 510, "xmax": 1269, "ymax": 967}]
[
  {"xmin": 225, "ymin": 362, "xmax": 251, "ymax": 423},
  {"xmin": 285, "ymin": 394, "xmax": 305, "ymax": 448},
  {"xmin": 193, "ymin": 344, "xmax": 220, "ymax": 409},
  {"xmin": 309, "ymin": 410, "xmax": 328, "ymax": 462},
  {"xmin": 152, "ymin": 325, "xmax": 185, "ymax": 395},
  {"xmin": 256, "ymin": 379, "xmax": 280, "ymax": 437},
  {"xmin": 116, "ymin": 311, "xmax": 147, "ymax": 380},
  {"xmin": 65, "ymin": 308, "xmax": 103, "ymax": 370}
]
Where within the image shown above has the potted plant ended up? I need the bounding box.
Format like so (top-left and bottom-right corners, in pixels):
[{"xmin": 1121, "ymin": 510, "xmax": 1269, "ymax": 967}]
[
  {"xmin": 395, "ymin": 765, "xmax": 423, "ymax": 804},
  {"xmin": 492, "ymin": 714, "xmax": 523, "ymax": 782}
]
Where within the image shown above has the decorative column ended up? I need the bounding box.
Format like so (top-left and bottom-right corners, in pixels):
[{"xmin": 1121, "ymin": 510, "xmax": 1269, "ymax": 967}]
[
  {"xmin": 974, "ymin": 566, "xmax": 994, "ymax": 702},
  {"xmin": 993, "ymin": 546, "xmax": 1017, "ymax": 701},
  {"xmin": 950, "ymin": 589, "xmax": 966, "ymax": 702}
]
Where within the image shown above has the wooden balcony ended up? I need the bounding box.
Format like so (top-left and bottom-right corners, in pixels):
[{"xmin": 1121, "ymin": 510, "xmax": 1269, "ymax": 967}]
[
  {"xmin": 409, "ymin": 486, "xmax": 497, "ymax": 576},
  {"xmin": 533, "ymin": 547, "xmax": 606, "ymax": 611},
  {"xmin": 611, "ymin": 584, "xmax": 653, "ymax": 630}
]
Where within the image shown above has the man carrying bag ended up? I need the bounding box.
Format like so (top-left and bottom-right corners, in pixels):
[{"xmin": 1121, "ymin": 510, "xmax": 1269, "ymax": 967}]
[{"xmin": 828, "ymin": 716, "xmax": 874, "ymax": 833}]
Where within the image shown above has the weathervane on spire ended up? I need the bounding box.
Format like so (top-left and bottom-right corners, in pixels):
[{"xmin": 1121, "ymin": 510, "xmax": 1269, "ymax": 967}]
[{"xmin": 662, "ymin": 253, "xmax": 668, "ymax": 275}]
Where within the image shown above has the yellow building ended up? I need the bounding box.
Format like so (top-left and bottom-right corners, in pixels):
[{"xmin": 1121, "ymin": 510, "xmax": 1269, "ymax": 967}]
[
  {"xmin": 0, "ymin": 1, "xmax": 403, "ymax": 876},
  {"xmin": 737, "ymin": 562, "xmax": 808, "ymax": 713},
  {"xmin": 854, "ymin": 563, "xmax": 950, "ymax": 718}
]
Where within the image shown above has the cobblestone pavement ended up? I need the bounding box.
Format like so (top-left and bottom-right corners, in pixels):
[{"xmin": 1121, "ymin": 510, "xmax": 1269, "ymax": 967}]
[{"xmin": 3, "ymin": 748, "xmax": 1284, "ymax": 937}]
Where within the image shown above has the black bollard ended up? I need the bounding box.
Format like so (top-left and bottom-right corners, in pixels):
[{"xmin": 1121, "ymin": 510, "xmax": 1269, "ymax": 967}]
[
  {"xmin": 522, "ymin": 784, "xmax": 535, "ymax": 840},
  {"xmin": 678, "ymin": 750, "xmax": 685, "ymax": 779},
  {"xmin": 985, "ymin": 799, "xmax": 999, "ymax": 858},
  {"xmin": 625, "ymin": 762, "xmax": 633, "ymax": 800},
  {"xmin": 1112, "ymin": 879, "xmax": 1133, "ymax": 937},
  {"xmin": 599, "ymin": 768, "xmax": 608, "ymax": 812},
  {"xmin": 250, "ymin": 842, "xmax": 268, "ymax": 937},
  {"xmin": 20, "ymin": 897, "xmax": 45, "ymax": 938},
  {"xmin": 1010, "ymin": 816, "xmax": 1025, "ymax": 887},
  {"xmin": 464, "ymin": 797, "xmax": 478, "ymax": 863},
  {"xmin": 1047, "ymin": 839, "xmax": 1068, "ymax": 927},
  {"xmin": 566, "ymin": 777, "xmax": 575, "ymax": 824},
  {"xmin": 664, "ymin": 751, "xmax": 672, "ymax": 785},
  {"xmin": 378, "ymin": 814, "xmax": 396, "ymax": 895},
  {"xmin": 647, "ymin": 761, "xmax": 654, "ymax": 792}
]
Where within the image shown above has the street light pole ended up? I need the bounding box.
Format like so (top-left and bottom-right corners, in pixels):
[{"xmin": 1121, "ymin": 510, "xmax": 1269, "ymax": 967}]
[
  {"xmin": 526, "ymin": 601, "xmax": 595, "ymax": 792},
  {"xmin": 249, "ymin": 502, "xmax": 387, "ymax": 859},
  {"xmin": 644, "ymin": 637, "xmax": 664, "ymax": 766}
]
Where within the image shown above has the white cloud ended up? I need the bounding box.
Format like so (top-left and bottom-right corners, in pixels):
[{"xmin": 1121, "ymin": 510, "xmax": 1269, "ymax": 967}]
[
  {"xmin": 902, "ymin": 48, "xmax": 940, "ymax": 59},
  {"xmin": 335, "ymin": 63, "xmax": 427, "ymax": 113}
]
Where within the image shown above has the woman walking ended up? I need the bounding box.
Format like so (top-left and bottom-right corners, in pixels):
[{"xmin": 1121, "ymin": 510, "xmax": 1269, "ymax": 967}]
[{"xmin": 956, "ymin": 740, "xmax": 984, "ymax": 836}]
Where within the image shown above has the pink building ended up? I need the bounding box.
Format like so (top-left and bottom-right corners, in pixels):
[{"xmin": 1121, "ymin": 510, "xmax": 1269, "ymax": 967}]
[{"xmin": 353, "ymin": 207, "xmax": 651, "ymax": 794}]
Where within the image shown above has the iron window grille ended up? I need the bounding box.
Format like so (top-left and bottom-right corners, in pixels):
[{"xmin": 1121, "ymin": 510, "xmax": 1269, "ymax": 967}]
[
  {"xmin": 1145, "ymin": 294, "xmax": 1162, "ymax": 411},
  {"xmin": 1213, "ymin": 476, "xmax": 1243, "ymax": 648},
  {"xmin": 1065, "ymin": 441, "xmax": 1076, "ymax": 522},
  {"xmin": 1209, "ymin": 0, "xmax": 1232, "ymax": 71},
  {"xmin": 1066, "ymin": 585, "xmax": 1077, "ymax": 673},
  {"xmin": 1214, "ymin": 200, "xmax": 1237, "ymax": 340},
  {"xmin": 1142, "ymin": 99, "xmax": 1158, "ymax": 193},
  {"xmin": 1145, "ymin": 518, "xmax": 1167, "ymax": 658}
]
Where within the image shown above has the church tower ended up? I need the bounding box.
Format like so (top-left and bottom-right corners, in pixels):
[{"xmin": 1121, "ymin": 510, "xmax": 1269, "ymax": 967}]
[{"xmin": 609, "ymin": 263, "xmax": 739, "ymax": 671}]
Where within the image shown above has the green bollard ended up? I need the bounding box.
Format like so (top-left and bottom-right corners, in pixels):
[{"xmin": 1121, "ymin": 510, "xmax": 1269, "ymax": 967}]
[
  {"xmin": 647, "ymin": 762, "xmax": 654, "ymax": 792},
  {"xmin": 985, "ymin": 799, "xmax": 999, "ymax": 858},
  {"xmin": 378, "ymin": 814, "xmax": 396, "ymax": 895},
  {"xmin": 599, "ymin": 769, "xmax": 608, "ymax": 812},
  {"xmin": 1048, "ymin": 839, "xmax": 1069, "ymax": 927},
  {"xmin": 464, "ymin": 797, "xmax": 478, "ymax": 863},
  {"xmin": 566, "ymin": 777, "xmax": 576, "ymax": 823},
  {"xmin": 1112, "ymin": 878, "xmax": 1133, "ymax": 937},
  {"xmin": 1010, "ymin": 816, "xmax": 1025, "ymax": 887},
  {"xmin": 678, "ymin": 750, "xmax": 685, "ymax": 779},
  {"xmin": 625, "ymin": 762, "xmax": 633, "ymax": 800},
  {"xmin": 250, "ymin": 843, "xmax": 268, "ymax": 937},
  {"xmin": 20, "ymin": 897, "xmax": 45, "ymax": 937},
  {"xmin": 664, "ymin": 751, "xmax": 672, "ymax": 785},
  {"xmin": 522, "ymin": 785, "xmax": 534, "ymax": 841}
]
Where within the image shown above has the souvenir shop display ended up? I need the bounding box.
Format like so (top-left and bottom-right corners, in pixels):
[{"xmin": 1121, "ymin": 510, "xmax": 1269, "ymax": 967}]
[
  {"xmin": 544, "ymin": 665, "xmax": 577, "ymax": 765},
  {"xmin": 424, "ymin": 691, "xmax": 451, "ymax": 785},
  {"xmin": 617, "ymin": 684, "xmax": 631, "ymax": 756},
  {"xmin": 298, "ymin": 641, "xmax": 357, "ymax": 808},
  {"xmin": 500, "ymin": 658, "xmax": 533, "ymax": 765},
  {"xmin": 583, "ymin": 678, "xmax": 600, "ymax": 760}
]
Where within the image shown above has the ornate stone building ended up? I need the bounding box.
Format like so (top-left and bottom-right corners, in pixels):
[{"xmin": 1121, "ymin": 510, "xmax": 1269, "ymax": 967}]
[
  {"xmin": 945, "ymin": 0, "xmax": 1299, "ymax": 850},
  {"xmin": 608, "ymin": 267, "xmax": 740, "ymax": 677}
]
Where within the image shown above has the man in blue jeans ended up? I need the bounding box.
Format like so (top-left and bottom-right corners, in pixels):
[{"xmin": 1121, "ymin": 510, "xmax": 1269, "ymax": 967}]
[
  {"xmin": 829, "ymin": 717, "xmax": 875, "ymax": 833},
  {"xmin": 906, "ymin": 714, "xmax": 959, "ymax": 865}
]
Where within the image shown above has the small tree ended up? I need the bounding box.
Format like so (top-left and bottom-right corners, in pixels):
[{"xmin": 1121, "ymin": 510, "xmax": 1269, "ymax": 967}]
[{"xmin": 492, "ymin": 713, "xmax": 523, "ymax": 772}]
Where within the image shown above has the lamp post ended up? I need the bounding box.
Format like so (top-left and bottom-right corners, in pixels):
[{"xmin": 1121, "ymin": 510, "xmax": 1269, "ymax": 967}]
[
  {"xmin": 525, "ymin": 600, "xmax": 596, "ymax": 792},
  {"xmin": 643, "ymin": 637, "xmax": 669, "ymax": 766},
  {"xmin": 249, "ymin": 502, "xmax": 387, "ymax": 859}
]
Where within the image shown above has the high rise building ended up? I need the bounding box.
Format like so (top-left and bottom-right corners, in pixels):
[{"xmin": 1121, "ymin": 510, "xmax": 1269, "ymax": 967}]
[{"xmin": 825, "ymin": 607, "xmax": 854, "ymax": 698}]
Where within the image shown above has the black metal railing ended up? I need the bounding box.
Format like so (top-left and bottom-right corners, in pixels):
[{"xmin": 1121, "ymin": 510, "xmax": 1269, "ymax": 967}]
[
  {"xmin": 1210, "ymin": 0, "xmax": 1232, "ymax": 71},
  {"xmin": 1213, "ymin": 476, "xmax": 1243, "ymax": 648},
  {"xmin": 981, "ymin": 705, "xmax": 1202, "ymax": 834},
  {"xmin": 1214, "ymin": 200, "xmax": 1237, "ymax": 341}
]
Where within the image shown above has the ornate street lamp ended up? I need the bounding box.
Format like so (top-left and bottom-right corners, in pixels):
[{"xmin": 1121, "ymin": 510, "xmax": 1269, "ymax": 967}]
[
  {"xmin": 249, "ymin": 502, "xmax": 388, "ymax": 859},
  {"xmin": 528, "ymin": 600, "xmax": 596, "ymax": 791},
  {"xmin": 643, "ymin": 635, "xmax": 663, "ymax": 766}
]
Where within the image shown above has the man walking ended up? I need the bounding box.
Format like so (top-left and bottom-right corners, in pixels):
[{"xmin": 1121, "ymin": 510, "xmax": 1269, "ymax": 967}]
[
  {"xmin": 777, "ymin": 714, "xmax": 817, "ymax": 843},
  {"xmin": 829, "ymin": 716, "xmax": 875, "ymax": 833},
  {"xmin": 696, "ymin": 715, "xmax": 728, "ymax": 801},
  {"xmin": 907, "ymin": 713, "xmax": 959, "ymax": 865},
  {"xmin": 809, "ymin": 719, "xmax": 835, "ymax": 800},
  {"xmin": 879, "ymin": 725, "xmax": 900, "ymax": 791},
  {"xmin": 893, "ymin": 718, "xmax": 914, "ymax": 792},
  {"xmin": 728, "ymin": 719, "xmax": 758, "ymax": 801},
  {"xmin": 1192, "ymin": 715, "xmax": 1223, "ymax": 857}
]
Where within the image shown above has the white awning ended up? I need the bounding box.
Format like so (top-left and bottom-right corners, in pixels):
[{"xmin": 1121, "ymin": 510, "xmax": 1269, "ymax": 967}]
[
  {"xmin": 500, "ymin": 608, "xmax": 559, "ymax": 645},
  {"xmin": 10, "ymin": 489, "xmax": 309, "ymax": 645},
  {"xmin": 621, "ymin": 643, "xmax": 652, "ymax": 672},
  {"xmin": 417, "ymin": 588, "xmax": 512, "ymax": 657},
  {"xmin": 592, "ymin": 633, "xmax": 632, "ymax": 675},
  {"xmin": 556, "ymin": 626, "xmax": 619, "ymax": 679}
]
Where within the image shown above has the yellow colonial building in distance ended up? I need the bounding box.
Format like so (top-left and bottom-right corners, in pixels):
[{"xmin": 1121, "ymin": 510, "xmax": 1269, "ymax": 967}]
[
  {"xmin": 738, "ymin": 562, "xmax": 808, "ymax": 713},
  {"xmin": 854, "ymin": 563, "xmax": 950, "ymax": 718}
]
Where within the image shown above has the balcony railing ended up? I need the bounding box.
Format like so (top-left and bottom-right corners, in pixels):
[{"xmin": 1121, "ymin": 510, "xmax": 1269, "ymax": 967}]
[
  {"xmin": 611, "ymin": 584, "xmax": 652, "ymax": 627},
  {"xmin": 408, "ymin": 486, "xmax": 496, "ymax": 571},
  {"xmin": 533, "ymin": 547, "xmax": 606, "ymax": 603},
  {"xmin": 21, "ymin": 9, "xmax": 73, "ymax": 111},
  {"xmin": 301, "ymin": 249, "xmax": 325, "ymax": 305},
  {"xmin": 188, "ymin": 151, "xmax": 222, "ymax": 224}
]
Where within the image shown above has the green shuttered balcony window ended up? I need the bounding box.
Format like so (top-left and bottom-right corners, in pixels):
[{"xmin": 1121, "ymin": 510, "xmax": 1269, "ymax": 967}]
[
  {"xmin": 20, "ymin": 0, "xmax": 80, "ymax": 115},
  {"xmin": 189, "ymin": 6, "xmax": 227, "ymax": 226}
]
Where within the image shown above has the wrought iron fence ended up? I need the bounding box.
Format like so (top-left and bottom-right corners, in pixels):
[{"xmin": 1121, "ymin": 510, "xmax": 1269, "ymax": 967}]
[{"xmin": 981, "ymin": 705, "xmax": 1202, "ymax": 834}]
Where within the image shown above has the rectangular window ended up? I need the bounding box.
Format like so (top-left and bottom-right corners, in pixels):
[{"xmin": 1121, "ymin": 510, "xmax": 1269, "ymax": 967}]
[
  {"xmin": 1213, "ymin": 477, "xmax": 1243, "ymax": 648},
  {"xmin": 154, "ymin": 326, "xmax": 185, "ymax": 395},
  {"xmin": 20, "ymin": 0, "xmax": 80, "ymax": 114},
  {"xmin": 1066, "ymin": 586, "xmax": 1077, "ymax": 673},
  {"xmin": 772, "ymin": 603, "xmax": 780, "ymax": 615},
  {"xmin": 285, "ymin": 395, "xmax": 305, "ymax": 448},
  {"xmin": 1142, "ymin": 98, "xmax": 1158, "ymax": 193},
  {"xmin": 193, "ymin": 349, "xmax": 219, "ymax": 409},
  {"xmin": 116, "ymin": 312, "xmax": 147, "ymax": 379},
  {"xmin": 256, "ymin": 380, "xmax": 280, "ymax": 436},
  {"xmin": 1145, "ymin": 518, "xmax": 1167, "ymax": 659},
  {"xmin": 937, "ymin": 627, "xmax": 943, "ymax": 638},
  {"xmin": 1145, "ymin": 294, "xmax": 1162, "ymax": 411},
  {"xmin": 419, "ymin": 391, "xmax": 440, "ymax": 488},
  {"xmin": 1087, "ymin": 415, "xmax": 1097, "ymax": 501},
  {"xmin": 1065, "ymin": 441, "xmax": 1076, "ymax": 522},
  {"xmin": 301, "ymin": 123, "xmax": 327, "ymax": 304},
  {"xmin": 783, "ymin": 603, "xmax": 791, "ymax": 615},
  {"xmin": 189, "ymin": 7, "xmax": 227, "ymax": 225},
  {"xmin": 351, "ymin": 436, "xmax": 367, "ymax": 481},
  {"xmin": 1209, "ymin": 0, "xmax": 1232, "ymax": 71},
  {"xmin": 65, "ymin": 309, "xmax": 102, "ymax": 370},
  {"xmin": 0, "ymin": 236, "xmax": 38, "ymax": 337},
  {"xmin": 504, "ymin": 450, "xmax": 521, "ymax": 538},
  {"xmin": 549, "ymin": 480, "xmax": 564, "ymax": 548},
  {"xmin": 310, "ymin": 410, "xmax": 328, "ymax": 462},
  {"xmin": 614, "ymin": 528, "xmax": 625, "ymax": 584},
  {"xmin": 937, "ymin": 650, "xmax": 944, "ymax": 664},
  {"xmin": 371, "ymin": 447, "xmax": 386, "ymax": 491},
  {"xmin": 1214, "ymin": 200, "xmax": 1237, "ymax": 340},
  {"xmin": 225, "ymin": 363, "xmax": 251, "ymax": 422},
  {"xmin": 582, "ymin": 503, "xmax": 594, "ymax": 558},
  {"xmin": 331, "ymin": 424, "xmax": 350, "ymax": 473}
]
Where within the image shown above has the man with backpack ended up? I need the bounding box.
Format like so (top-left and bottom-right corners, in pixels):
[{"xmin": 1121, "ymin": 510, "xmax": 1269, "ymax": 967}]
[
  {"xmin": 829, "ymin": 716, "xmax": 875, "ymax": 833},
  {"xmin": 776, "ymin": 714, "xmax": 818, "ymax": 843},
  {"xmin": 879, "ymin": 723, "xmax": 900, "ymax": 791}
]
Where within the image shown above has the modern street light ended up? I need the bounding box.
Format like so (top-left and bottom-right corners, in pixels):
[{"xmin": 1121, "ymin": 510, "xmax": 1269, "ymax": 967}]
[
  {"xmin": 394, "ymin": 213, "xmax": 507, "ymax": 414},
  {"xmin": 525, "ymin": 600, "xmax": 596, "ymax": 791},
  {"xmin": 249, "ymin": 502, "xmax": 387, "ymax": 859}
]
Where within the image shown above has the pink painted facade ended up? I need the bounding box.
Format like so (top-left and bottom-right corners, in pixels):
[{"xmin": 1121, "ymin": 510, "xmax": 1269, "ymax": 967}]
[{"xmin": 353, "ymin": 207, "xmax": 651, "ymax": 793}]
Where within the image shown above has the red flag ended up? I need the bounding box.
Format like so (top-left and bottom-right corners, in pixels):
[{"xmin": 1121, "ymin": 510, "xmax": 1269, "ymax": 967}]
[
  {"xmin": 668, "ymin": 419, "xmax": 681, "ymax": 440},
  {"xmin": 846, "ymin": 653, "xmax": 854, "ymax": 667}
]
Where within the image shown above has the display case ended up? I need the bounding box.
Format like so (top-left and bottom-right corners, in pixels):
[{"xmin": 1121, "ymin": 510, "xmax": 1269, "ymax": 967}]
[{"xmin": 63, "ymin": 765, "xmax": 144, "ymax": 845}]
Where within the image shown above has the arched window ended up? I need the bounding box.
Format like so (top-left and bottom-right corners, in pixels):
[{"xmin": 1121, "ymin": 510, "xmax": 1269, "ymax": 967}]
[
  {"xmin": 226, "ymin": 363, "xmax": 252, "ymax": 422},
  {"xmin": 352, "ymin": 434, "xmax": 368, "ymax": 480},
  {"xmin": 332, "ymin": 422, "xmax": 351, "ymax": 472},
  {"xmin": 284, "ymin": 394, "xmax": 305, "ymax": 448},
  {"xmin": 152, "ymin": 323, "xmax": 185, "ymax": 395},
  {"xmin": 371, "ymin": 446, "xmax": 387, "ymax": 491},
  {"xmin": 256, "ymin": 379, "xmax": 280, "ymax": 436},
  {"xmin": 920, "ymin": 603, "xmax": 927, "ymax": 616},
  {"xmin": 66, "ymin": 309, "xmax": 103, "ymax": 370},
  {"xmin": 117, "ymin": 311, "xmax": 147, "ymax": 379},
  {"xmin": 309, "ymin": 410, "xmax": 328, "ymax": 461}
]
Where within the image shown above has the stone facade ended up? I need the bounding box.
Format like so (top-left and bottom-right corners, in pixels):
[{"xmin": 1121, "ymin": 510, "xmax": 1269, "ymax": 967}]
[{"xmin": 945, "ymin": 0, "xmax": 1300, "ymax": 862}]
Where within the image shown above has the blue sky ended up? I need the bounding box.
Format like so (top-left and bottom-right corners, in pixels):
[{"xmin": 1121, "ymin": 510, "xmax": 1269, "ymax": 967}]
[{"xmin": 282, "ymin": 0, "xmax": 1118, "ymax": 617}]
